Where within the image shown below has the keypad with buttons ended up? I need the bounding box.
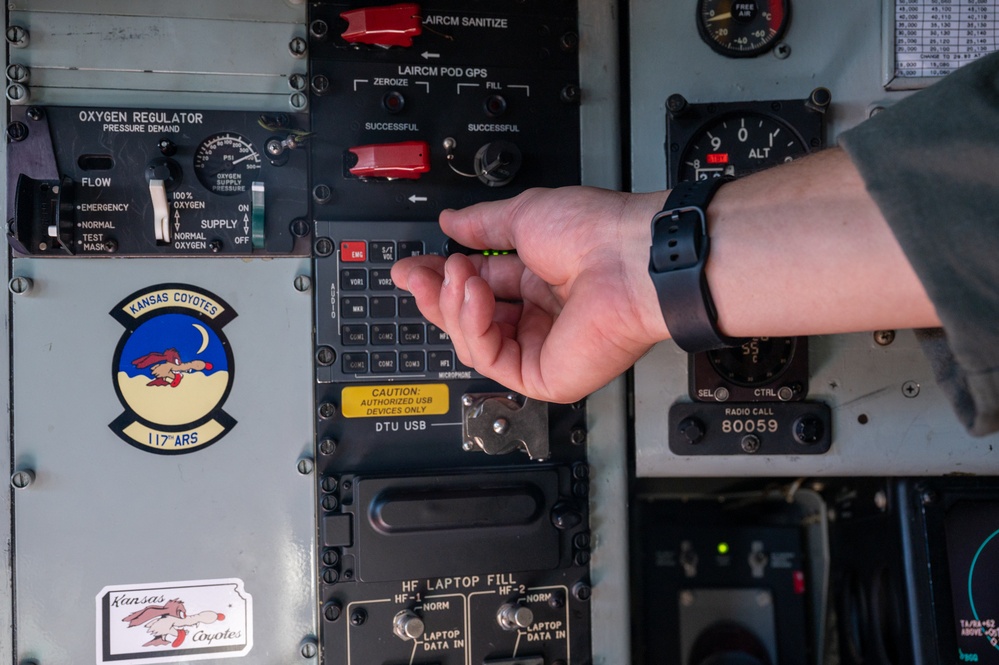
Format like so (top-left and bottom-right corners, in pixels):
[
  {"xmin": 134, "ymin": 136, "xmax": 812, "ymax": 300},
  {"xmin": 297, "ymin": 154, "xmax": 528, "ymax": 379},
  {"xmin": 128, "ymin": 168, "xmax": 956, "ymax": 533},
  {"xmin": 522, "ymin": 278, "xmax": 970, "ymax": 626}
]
[{"xmin": 315, "ymin": 221, "xmax": 476, "ymax": 382}]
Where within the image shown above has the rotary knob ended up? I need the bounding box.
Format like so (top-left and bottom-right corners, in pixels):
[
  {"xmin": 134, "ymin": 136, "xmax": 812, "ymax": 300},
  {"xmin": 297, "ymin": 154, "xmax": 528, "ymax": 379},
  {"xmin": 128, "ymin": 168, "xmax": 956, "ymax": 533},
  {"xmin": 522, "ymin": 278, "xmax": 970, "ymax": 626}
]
[
  {"xmin": 497, "ymin": 603, "xmax": 534, "ymax": 631},
  {"xmin": 393, "ymin": 610, "xmax": 425, "ymax": 641}
]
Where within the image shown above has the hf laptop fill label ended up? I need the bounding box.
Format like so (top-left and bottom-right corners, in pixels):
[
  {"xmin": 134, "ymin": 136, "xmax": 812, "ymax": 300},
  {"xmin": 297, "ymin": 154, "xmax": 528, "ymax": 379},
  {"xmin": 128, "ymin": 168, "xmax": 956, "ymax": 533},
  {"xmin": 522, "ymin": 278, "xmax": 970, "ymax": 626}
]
[{"xmin": 110, "ymin": 284, "xmax": 236, "ymax": 454}]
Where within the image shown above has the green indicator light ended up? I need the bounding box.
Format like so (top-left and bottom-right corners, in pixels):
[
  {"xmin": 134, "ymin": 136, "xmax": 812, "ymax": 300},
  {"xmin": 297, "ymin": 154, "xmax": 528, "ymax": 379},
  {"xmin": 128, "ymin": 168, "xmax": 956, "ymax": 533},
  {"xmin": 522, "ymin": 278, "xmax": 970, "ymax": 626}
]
[{"xmin": 717, "ymin": 542, "xmax": 729, "ymax": 555}]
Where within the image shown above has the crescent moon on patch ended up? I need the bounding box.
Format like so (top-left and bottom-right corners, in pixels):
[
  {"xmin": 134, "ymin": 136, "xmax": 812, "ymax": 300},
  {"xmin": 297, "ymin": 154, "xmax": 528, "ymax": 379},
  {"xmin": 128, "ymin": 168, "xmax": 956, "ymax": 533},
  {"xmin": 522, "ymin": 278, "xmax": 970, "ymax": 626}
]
[{"xmin": 193, "ymin": 323, "xmax": 210, "ymax": 354}]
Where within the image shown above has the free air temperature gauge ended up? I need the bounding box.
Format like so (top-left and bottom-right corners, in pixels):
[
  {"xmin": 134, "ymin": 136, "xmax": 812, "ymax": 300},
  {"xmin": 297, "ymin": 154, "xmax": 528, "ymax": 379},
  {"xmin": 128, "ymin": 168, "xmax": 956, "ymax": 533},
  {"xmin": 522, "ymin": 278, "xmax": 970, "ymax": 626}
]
[
  {"xmin": 697, "ymin": 0, "xmax": 791, "ymax": 58},
  {"xmin": 194, "ymin": 132, "xmax": 262, "ymax": 196}
]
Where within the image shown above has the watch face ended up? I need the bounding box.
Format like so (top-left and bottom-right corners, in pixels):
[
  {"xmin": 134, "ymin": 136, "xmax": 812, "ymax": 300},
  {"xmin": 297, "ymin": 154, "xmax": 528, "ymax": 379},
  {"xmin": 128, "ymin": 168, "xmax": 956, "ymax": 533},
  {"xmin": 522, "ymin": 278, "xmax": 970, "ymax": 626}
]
[
  {"xmin": 696, "ymin": 0, "xmax": 791, "ymax": 58},
  {"xmin": 677, "ymin": 112, "xmax": 807, "ymax": 182}
]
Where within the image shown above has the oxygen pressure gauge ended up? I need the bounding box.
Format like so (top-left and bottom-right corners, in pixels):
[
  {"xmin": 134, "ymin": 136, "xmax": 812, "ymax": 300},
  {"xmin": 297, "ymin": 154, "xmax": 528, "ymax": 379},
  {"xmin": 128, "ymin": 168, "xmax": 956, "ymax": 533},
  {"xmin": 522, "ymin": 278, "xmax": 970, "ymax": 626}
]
[
  {"xmin": 697, "ymin": 0, "xmax": 790, "ymax": 58},
  {"xmin": 194, "ymin": 132, "xmax": 262, "ymax": 196}
]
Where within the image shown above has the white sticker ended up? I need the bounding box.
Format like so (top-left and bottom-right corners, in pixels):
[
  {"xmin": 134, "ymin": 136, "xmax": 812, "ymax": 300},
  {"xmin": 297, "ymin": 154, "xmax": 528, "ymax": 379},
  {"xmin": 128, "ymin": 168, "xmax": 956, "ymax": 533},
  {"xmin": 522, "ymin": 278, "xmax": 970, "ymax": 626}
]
[{"xmin": 96, "ymin": 578, "xmax": 253, "ymax": 664}]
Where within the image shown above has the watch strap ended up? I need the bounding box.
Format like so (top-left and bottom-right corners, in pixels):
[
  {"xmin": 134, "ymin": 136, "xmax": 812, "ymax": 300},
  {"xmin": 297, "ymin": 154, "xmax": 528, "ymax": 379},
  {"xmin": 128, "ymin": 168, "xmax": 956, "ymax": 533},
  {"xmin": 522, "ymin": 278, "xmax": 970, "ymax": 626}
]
[{"xmin": 648, "ymin": 176, "xmax": 736, "ymax": 352}]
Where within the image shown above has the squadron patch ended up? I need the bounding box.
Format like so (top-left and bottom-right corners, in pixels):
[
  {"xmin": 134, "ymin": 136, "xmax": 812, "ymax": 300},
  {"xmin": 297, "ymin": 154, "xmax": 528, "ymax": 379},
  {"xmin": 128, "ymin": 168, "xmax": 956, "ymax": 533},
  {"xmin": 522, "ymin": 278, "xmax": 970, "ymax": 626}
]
[{"xmin": 110, "ymin": 284, "xmax": 236, "ymax": 454}]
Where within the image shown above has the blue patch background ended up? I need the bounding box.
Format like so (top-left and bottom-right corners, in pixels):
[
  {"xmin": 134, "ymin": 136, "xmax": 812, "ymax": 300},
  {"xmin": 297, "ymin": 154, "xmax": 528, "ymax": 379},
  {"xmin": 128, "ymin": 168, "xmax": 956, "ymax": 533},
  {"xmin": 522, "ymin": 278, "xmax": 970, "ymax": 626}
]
[{"xmin": 118, "ymin": 313, "xmax": 228, "ymax": 379}]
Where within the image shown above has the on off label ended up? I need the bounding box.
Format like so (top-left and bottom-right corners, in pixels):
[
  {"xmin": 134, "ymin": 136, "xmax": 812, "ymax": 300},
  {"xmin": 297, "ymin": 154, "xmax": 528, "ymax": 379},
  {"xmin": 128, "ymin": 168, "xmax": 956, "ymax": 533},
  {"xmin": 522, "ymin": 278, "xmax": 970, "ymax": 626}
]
[{"xmin": 341, "ymin": 384, "xmax": 450, "ymax": 418}]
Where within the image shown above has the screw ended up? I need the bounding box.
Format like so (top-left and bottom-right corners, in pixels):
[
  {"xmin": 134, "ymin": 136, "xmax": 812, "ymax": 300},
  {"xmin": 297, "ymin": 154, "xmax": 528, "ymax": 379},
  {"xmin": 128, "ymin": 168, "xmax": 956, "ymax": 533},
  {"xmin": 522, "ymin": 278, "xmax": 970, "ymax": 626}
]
[
  {"xmin": 310, "ymin": 20, "xmax": 329, "ymax": 40},
  {"xmin": 461, "ymin": 395, "xmax": 475, "ymax": 407},
  {"xmin": 6, "ymin": 64, "xmax": 28, "ymax": 83},
  {"xmin": 300, "ymin": 640, "xmax": 318, "ymax": 659},
  {"xmin": 793, "ymin": 415, "xmax": 825, "ymax": 446},
  {"xmin": 570, "ymin": 427, "xmax": 587, "ymax": 445},
  {"xmin": 548, "ymin": 592, "xmax": 565, "ymax": 609},
  {"xmin": 297, "ymin": 457, "xmax": 314, "ymax": 475},
  {"xmin": 559, "ymin": 31, "xmax": 579, "ymax": 51},
  {"xmin": 462, "ymin": 440, "xmax": 476, "ymax": 451},
  {"xmin": 350, "ymin": 608, "xmax": 367, "ymax": 626},
  {"xmin": 560, "ymin": 84, "xmax": 580, "ymax": 104},
  {"xmin": 323, "ymin": 549, "xmax": 340, "ymax": 566},
  {"xmin": 104, "ymin": 239, "xmax": 118, "ymax": 254},
  {"xmin": 5, "ymin": 82, "xmax": 27, "ymax": 104},
  {"xmin": 324, "ymin": 602, "xmax": 342, "ymax": 621},
  {"xmin": 902, "ymin": 381, "xmax": 920, "ymax": 398},
  {"xmin": 492, "ymin": 417, "xmax": 509, "ymax": 434},
  {"xmin": 11, "ymin": 469, "xmax": 34, "ymax": 489},
  {"xmin": 741, "ymin": 434, "xmax": 761, "ymax": 454},
  {"xmin": 316, "ymin": 346, "xmax": 336, "ymax": 366},
  {"xmin": 573, "ymin": 532, "xmax": 591, "ymax": 549},
  {"xmin": 343, "ymin": 569, "xmax": 354, "ymax": 580},
  {"xmin": 289, "ymin": 92, "xmax": 308, "ymax": 112},
  {"xmin": 666, "ymin": 93, "xmax": 688, "ymax": 116},
  {"xmin": 314, "ymin": 237, "xmax": 334, "ymax": 257},
  {"xmin": 773, "ymin": 42, "xmax": 791, "ymax": 59},
  {"xmin": 677, "ymin": 417, "xmax": 705, "ymax": 445},
  {"xmin": 266, "ymin": 138, "xmax": 285, "ymax": 158},
  {"xmin": 294, "ymin": 275, "xmax": 312, "ymax": 293},
  {"xmin": 288, "ymin": 37, "xmax": 308, "ymax": 58},
  {"xmin": 322, "ymin": 494, "xmax": 339, "ymax": 511},
  {"xmin": 572, "ymin": 463, "xmax": 589, "ymax": 479},
  {"xmin": 209, "ymin": 239, "xmax": 223, "ymax": 253},
  {"xmin": 713, "ymin": 386, "xmax": 730, "ymax": 402},
  {"xmin": 289, "ymin": 73, "xmax": 307, "ymax": 91},
  {"xmin": 921, "ymin": 490, "xmax": 936, "ymax": 505},
  {"xmin": 342, "ymin": 480, "xmax": 352, "ymax": 491},
  {"xmin": 874, "ymin": 489, "xmax": 888, "ymax": 512},
  {"xmin": 572, "ymin": 581, "xmax": 592, "ymax": 602},
  {"xmin": 574, "ymin": 551, "xmax": 590, "ymax": 566},
  {"xmin": 321, "ymin": 476, "xmax": 338, "ymax": 493},
  {"xmin": 290, "ymin": 218, "xmax": 310, "ymax": 238},
  {"xmin": 6, "ymin": 25, "xmax": 29, "ymax": 48},
  {"xmin": 313, "ymin": 182, "xmax": 333, "ymax": 204},
  {"xmin": 311, "ymin": 74, "xmax": 331, "ymax": 96},
  {"xmin": 6, "ymin": 120, "xmax": 28, "ymax": 141},
  {"xmin": 874, "ymin": 330, "xmax": 895, "ymax": 346},
  {"xmin": 8, "ymin": 276, "xmax": 32, "ymax": 295},
  {"xmin": 680, "ymin": 590, "xmax": 695, "ymax": 607},
  {"xmin": 25, "ymin": 107, "xmax": 43, "ymax": 123},
  {"xmin": 573, "ymin": 481, "xmax": 588, "ymax": 497},
  {"xmin": 323, "ymin": 567, "xmax": 339, "ymax": 584},
  {"xmin": 318, "ymin": 402, "xmax": 337, "ymax": 420},
  {"xmin": 319, "ymin": 438, "xmax": 338, "ymax": 455}
]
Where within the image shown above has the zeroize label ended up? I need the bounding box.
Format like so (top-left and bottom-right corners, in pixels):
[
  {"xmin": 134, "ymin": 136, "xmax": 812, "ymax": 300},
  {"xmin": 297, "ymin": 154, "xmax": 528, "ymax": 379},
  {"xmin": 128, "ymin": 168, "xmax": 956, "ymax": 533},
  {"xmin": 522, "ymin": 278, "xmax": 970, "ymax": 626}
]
[
  {"xmin": 341, "ymin": 383, "xmax": 449, "ymax": 418},
  {"xmin": 96, "ymin": 578, "xmax": 252, "ymax": 664}
]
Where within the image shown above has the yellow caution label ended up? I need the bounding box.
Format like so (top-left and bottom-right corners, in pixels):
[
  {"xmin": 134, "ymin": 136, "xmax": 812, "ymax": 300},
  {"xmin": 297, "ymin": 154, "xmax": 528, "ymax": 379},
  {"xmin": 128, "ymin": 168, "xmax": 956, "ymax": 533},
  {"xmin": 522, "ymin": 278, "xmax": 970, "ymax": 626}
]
[{"xmin": 341, "ymin": 384, "xmax": 450, "ymax": 418}]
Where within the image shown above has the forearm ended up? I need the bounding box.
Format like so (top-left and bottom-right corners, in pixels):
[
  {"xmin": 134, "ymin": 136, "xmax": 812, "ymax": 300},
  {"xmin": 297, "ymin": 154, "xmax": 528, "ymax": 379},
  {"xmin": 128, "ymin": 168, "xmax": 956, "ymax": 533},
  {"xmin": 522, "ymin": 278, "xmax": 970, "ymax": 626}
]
[{"xmin": 704, "ymin": 147, "xmax": 941, "ymax": 338}]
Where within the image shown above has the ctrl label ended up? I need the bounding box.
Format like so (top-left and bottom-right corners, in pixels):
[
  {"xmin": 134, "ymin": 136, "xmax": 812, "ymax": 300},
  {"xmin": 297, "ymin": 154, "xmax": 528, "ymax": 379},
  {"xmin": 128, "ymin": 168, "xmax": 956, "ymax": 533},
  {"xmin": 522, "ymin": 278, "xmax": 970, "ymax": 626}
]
[{"xmin": 96, "ymin": 578, "xmax": 253, "ymax": 664}]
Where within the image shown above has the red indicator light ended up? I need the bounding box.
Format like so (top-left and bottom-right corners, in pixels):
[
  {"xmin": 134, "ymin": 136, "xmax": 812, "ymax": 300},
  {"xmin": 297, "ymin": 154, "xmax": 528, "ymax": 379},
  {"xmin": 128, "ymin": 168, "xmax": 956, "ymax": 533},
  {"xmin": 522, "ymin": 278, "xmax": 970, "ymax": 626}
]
[
  {"xmin": 793, "ymin": 570, "xmax": 806, "ymax": 594},
  {"xmin": 348, "ymin": 141, "xmax": 430, "ymax": 180},
  {"xmin": 707, "ymin": 153, "xmax": 729, "ymax": 164},
  {"xmin": 340, "ymin": 4, "xmax": 422, "ymax": 48}
]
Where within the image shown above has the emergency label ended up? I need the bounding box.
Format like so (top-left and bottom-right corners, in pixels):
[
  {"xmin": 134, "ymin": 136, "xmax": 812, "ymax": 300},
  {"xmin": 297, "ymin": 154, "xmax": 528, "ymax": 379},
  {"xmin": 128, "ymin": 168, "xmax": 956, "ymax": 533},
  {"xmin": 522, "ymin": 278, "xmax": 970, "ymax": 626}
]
[{"xmin": 341, "ymin": 383, "xmax": 449, "ymax": 418}]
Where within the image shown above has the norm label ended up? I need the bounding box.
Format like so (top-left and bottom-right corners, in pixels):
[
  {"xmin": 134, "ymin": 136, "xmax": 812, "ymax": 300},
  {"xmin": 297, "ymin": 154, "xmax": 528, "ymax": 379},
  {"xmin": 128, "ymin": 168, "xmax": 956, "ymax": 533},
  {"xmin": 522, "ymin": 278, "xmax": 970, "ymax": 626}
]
[
  {"xmin": 341, "ymin": 383, "xmax": 450, "ymax": 418},
  {"xmin": 110, "ymin": 284, "xmax": 237, "ymax": 454},
  {"xmin": 97, "ymin": 578, "xmax": 252, "ymax": 664}
]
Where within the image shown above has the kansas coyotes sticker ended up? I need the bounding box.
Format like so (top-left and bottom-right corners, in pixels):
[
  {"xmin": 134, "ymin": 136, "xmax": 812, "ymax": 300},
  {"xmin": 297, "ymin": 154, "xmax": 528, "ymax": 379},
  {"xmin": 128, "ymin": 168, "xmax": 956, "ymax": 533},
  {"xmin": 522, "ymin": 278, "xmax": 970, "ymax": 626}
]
[
  {"xmin": 110, "ymin": 285, "xmax": 236, "ymax": 454},
  {"xmin": 96, "ymin": 578, "xmax": 253, "ymax": 664}
]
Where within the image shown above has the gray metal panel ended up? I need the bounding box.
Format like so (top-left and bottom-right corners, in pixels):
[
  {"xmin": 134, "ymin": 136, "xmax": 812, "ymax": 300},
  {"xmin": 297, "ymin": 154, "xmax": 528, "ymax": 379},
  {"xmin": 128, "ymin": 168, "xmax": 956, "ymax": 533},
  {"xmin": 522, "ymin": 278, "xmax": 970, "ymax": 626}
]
[
  {"xmin": 627, "ymin": 1, "xmax": 996, "ymax": 475},
  {"xmin": 635, "ymin": 332, "xmax": 999, "ymax": 477},
  {"xmin": 629, "ymin": 0, "xmax": 904, "ymax": 194},
  {"xmin": 578, "ymin": 0, "xmax": 630, "ymax": 662},
  {"xmin": 11, "ymin": 258, "xmax": 316, "ymax": 665},
  {"xmin": 8, "ymin": 9, "xmax": 306, "ymax": 110},
  {"xmin": 8, "ymin": 0, "xmax": 305, "ymax": 22}
]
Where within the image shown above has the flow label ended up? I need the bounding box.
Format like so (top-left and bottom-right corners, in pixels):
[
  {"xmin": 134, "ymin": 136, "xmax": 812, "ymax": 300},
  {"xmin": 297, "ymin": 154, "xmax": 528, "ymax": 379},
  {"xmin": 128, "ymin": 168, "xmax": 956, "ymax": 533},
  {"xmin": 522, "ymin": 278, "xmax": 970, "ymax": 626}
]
[{"xmin": 341, "ymin": 383, "xmax": 449, "ymax": 418}]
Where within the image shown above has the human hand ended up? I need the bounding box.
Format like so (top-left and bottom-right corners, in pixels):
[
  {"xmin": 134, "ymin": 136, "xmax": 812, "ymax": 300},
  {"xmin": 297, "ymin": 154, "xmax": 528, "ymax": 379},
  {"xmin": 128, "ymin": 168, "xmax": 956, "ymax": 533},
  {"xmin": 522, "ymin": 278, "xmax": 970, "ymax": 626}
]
[{"xmin": 391, "ymin": 186, "xmax": 671, "ymax": 403}]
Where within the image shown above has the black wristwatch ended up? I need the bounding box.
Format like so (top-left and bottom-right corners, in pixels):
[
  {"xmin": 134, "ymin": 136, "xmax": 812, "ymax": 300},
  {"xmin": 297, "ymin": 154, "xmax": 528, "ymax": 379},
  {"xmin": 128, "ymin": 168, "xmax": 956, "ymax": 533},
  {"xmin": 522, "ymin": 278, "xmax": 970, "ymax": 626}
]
[{"xmin": 648, "ymin": 176, "xmax": 737, "ymax": 352}]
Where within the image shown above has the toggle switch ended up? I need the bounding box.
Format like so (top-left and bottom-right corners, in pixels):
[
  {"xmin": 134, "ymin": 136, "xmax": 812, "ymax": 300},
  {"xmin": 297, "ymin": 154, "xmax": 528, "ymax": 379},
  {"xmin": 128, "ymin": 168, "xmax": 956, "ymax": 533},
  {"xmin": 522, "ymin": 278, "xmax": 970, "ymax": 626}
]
[
  {"xmin": 340, "ymin": 4, "xmax": 422, "ymax": 47},
  {"xmin": 251, "ymin": 181, "xmax": 265, "ymax": 249},
  {"xmin": 348, "ymin": 140, "xmax": 430, "ymax": 180},
  {"xmin": 148, "ymin": 179, "xmax": 171, "ymax": 244}
]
